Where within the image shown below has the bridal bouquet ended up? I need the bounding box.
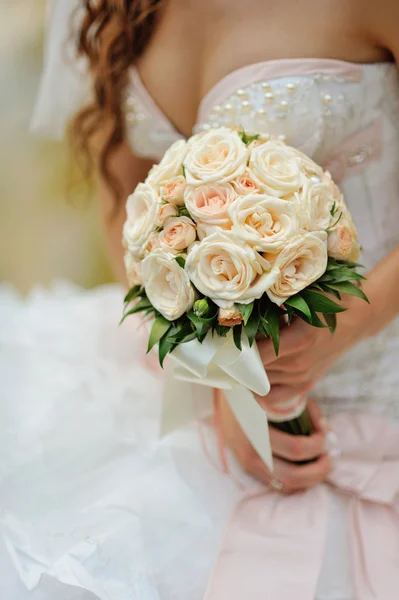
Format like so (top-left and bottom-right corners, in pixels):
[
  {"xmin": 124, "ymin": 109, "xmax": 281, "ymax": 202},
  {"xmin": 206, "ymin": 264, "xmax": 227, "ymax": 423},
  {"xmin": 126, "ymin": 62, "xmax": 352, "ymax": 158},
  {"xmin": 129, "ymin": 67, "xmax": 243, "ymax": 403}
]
[{"xmin": 122, "ymin": 127, "xmax": 367, "ymax": 445}]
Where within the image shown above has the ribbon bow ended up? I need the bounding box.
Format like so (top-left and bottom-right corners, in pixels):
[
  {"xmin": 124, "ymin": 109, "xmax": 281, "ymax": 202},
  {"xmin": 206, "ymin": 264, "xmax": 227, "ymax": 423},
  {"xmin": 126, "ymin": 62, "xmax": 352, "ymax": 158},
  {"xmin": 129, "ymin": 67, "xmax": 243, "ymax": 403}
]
[{"xmin": 162, "ymin": 331, "xmax": 274, "ymax": 470}]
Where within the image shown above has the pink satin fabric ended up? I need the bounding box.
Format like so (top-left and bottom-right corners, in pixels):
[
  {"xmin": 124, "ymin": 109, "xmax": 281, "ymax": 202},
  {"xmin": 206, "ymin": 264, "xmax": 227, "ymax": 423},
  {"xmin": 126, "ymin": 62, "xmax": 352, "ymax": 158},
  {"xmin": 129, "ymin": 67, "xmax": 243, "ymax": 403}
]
[{"xmin": 204, "ymin": 412, "xmax": 399, "ymax": 599}]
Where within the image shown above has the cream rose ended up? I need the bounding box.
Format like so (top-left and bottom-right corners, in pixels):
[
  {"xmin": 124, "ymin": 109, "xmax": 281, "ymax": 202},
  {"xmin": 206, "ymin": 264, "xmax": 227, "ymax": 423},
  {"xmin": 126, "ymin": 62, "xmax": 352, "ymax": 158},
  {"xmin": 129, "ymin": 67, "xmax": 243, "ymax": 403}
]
[
  {"xmin": 146, "ymin": 139, "xmax": 187, "ymax": 188},
  {"xmin": 141, "ymin": 250, "xmax": 195, "ymax": 320},
  {"xmin": 158, "ymin": 217, "xmax": 197, "ymax": 252},
  {"xmin": 185, "ymin": 231, "xmax": 279, "ymax": 308},
  {"xmin": 184, "ymin": 128, "xmax": 248, "ymax": 185},
  {"xmin": 291, "ymin": 147, "xmax": 324, "ymax": 178},
  {"xmin": 265, "ymin": 231, "xmax": 328, "ymax": 305},
  {"xmin": 156, "ymin": 203, "xmax": 179, "ymax": 227},
  {"xmin": 124, "ymin": 251, "xmax": 142, "ymax": 287},
  {"xmin": 248, "ymin": 140, "xmax": 304, "ymax": 197},
  {"xmin": 327, "ymin": 217, "xmax": 360, "ymax": 262},
  {"xmin": 232, "ymin": 171, "xmax": 260, "ymax": 195},
  {"xmin": 297, "ymin": 179, "xmax": 335, "ymax": 231},
  {"xmin": 123, "ymin": 183, "xmax": 159, "ymax": 258},
  {"xmin": 160, "ymin": 175, "xmax": 187, "ymax": 206},
  {"xmin": 229, "ymin": 193, "xmax": 300, "ymax": 253},
  {"xmin": 184, "ymin": 183, "xmax": 237, "ymax": 230}
]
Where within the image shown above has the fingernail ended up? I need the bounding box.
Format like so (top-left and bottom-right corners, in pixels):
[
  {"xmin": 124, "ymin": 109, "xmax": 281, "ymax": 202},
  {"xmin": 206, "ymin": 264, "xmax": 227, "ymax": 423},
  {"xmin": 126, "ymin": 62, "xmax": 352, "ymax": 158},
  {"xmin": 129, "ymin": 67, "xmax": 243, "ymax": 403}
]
[{"xmin": 324, "ymin": 431, "xmax": 341, "ymax": 458}]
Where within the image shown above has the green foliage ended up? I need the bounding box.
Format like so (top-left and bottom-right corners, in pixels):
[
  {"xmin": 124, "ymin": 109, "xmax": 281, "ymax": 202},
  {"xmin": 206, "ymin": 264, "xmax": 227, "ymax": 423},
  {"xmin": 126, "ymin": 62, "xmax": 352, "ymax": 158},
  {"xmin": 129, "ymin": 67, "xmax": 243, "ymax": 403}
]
[{"xmin": 120, "ymin": 256, "xmax": 368, "ymax": 367}]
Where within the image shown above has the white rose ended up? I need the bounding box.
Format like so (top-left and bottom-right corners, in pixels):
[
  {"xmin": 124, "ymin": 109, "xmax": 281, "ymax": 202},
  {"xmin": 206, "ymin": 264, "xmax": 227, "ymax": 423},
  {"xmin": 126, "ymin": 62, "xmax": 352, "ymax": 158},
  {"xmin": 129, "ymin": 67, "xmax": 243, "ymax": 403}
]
[
  {"xmin": 248, "ymin": 140, "xmax": 304, "ymax": 197},
  {"xmin": 265, "ymin": 231, "xmax": 328, "ymax": 305},
  {"xmin": 123, "ymin": 183, "xmax": 159, "ymax": 258},
  {"xmin": 229, "ymin": 193, "xmax": 300, "ymax": 253},
  {"xmin": 124, "ymin": 251, "xmax": 142, "ymax": 286},
  {"xmin": 184, "ymin": 183, "xmax": 237, "ymax": 229},
  {"xmin": 146, "ymin": 139, "xmax": 187, "ymax": 188},
  {"xmin": 141, "ymin": 250, "xmax": 195, "ymax": 320},
  {"xmin": 158, "ymin": 217, "xmax": 197, "ymax": 252},
  {"xmin": 297, "ymin": 179, "xmax": 335, "ymax": 231},
  {"xmin": 184, "ymin": 127, "xmax": 248, "ymax": 185},
  {"xmin": 185, "ymin": 230, "xmax": 279, "ymax": 308},
  {"xmin": 291, "ymin": 147, "xmax": 324, "ymax": 178}
]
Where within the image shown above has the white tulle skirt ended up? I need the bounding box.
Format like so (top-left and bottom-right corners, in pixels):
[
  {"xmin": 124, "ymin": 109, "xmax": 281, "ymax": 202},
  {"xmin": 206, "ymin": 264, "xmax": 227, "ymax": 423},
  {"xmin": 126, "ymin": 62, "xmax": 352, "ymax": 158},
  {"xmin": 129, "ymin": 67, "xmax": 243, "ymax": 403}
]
[{"xmin": 0, "ymin": 282, "xmax": 355, "ymax": 600}]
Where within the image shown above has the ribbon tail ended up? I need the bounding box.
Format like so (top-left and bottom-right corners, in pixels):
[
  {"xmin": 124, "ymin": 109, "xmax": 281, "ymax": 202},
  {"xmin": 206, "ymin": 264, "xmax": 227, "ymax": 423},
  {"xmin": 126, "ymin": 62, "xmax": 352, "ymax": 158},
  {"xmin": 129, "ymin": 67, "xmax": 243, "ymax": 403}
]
[
  {"xmin": 224, "ymin": 385, "xmax": 273, "ymax": 472},
  {"xmin": 204, "ymin": 485, "xmax": 329, "ymax": 600}
]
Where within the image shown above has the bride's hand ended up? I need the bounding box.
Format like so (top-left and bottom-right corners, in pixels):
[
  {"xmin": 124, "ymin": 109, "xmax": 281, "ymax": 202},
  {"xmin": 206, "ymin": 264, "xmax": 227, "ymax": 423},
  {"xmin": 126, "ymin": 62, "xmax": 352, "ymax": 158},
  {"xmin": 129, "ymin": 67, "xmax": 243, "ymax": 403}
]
[
  {"xmin": 219, "ymin": 398, "xmax": 331, "ymax": 492},
  {"xmin": 256, "ymin": 305, "xmax": 364, "ymax": 408}
]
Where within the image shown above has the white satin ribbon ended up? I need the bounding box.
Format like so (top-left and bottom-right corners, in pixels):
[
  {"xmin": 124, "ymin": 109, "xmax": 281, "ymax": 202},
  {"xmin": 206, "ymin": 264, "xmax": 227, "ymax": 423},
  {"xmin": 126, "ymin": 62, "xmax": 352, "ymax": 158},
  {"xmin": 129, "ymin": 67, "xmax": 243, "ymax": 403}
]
[{"xmin": 162, "ymin": 331, "xmax": 274, "ymax": 470}]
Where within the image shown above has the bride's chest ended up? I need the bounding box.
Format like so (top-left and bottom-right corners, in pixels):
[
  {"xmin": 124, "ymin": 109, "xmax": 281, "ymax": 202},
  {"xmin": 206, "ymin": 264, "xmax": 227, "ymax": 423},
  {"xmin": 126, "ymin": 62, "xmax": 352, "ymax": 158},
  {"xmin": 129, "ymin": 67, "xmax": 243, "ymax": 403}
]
[{"xmin": 125, "ymin": 60, "xmax": 399, "ymax": 177}]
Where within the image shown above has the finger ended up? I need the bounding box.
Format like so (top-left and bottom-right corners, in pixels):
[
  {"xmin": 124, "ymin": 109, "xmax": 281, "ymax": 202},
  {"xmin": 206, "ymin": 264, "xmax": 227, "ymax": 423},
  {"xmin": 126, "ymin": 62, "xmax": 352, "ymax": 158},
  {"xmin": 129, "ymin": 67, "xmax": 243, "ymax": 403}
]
[
  {"xmin": 272, "ymin": 454, "xmax": 331, "ymax": 491},
  {"xmin": 269, "ymin": 425, "xmax": 326, "ymax": 462},
  {"xmin": 255, "ymin": 384, "xmax": 313, "ymax": 409},
  {"xmin": 257, "ymin": 319, "xmax": 315, "ymax": 366},
  {"xmin": 267, "ymin": 369, "xmax": 311, "ymax": 387}
]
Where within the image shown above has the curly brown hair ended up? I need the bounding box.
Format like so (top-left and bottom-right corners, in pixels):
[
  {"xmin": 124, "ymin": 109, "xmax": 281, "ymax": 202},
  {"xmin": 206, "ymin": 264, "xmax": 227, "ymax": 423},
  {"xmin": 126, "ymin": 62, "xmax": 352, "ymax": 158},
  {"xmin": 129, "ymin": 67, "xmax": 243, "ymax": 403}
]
[{"xmin": 71, "ymin": 0, "xmax": 164, "ymax": 199}]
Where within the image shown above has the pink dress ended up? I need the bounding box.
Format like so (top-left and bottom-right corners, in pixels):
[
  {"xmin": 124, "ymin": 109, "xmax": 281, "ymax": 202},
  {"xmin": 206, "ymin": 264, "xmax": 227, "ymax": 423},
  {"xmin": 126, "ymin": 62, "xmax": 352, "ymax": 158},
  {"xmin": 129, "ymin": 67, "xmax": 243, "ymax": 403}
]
[{"xmin": 2, "ymin": 56, "xmax": 399, "ymax": 600}]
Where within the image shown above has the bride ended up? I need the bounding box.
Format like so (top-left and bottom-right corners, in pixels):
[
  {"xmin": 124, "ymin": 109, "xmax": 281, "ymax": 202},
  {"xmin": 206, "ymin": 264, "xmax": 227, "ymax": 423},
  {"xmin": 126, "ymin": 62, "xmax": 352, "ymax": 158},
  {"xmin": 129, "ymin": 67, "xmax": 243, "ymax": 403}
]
[{"xmin": 1, "ymin": 0, "xmax": 399, "ymax": 598}]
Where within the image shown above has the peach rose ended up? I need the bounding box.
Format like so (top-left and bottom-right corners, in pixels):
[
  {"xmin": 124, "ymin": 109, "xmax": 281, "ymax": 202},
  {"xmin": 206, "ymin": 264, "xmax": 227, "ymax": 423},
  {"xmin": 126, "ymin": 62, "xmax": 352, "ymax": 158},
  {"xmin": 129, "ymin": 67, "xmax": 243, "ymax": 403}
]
[
  {"xmin": 265, "ymin": 231, "xmax": 328, "ymax": 305},
  {"xmin": 248, "ymin": 140, "xmax": 304, "ymax": 197},
  {"xmin": 158, "ymin": 217, "xmax": 197, "ymax": 252},
  {"xmin": 144, "ymin": 232, "xmax": 161, "ymax": 254},
  {"xmin": 217, "ymin": 307, "xmax": 243, "ymax": 327},
  {"xmin": 184, "ymin": 127, "xmax": 248, "ymax": 185},
  {"xmin": 184, "ymin": 183, "xmax": 237, "ymax": 231},
  {"xmin": 232, "ymin": 171, "xmax": 260, "ymax": 196},
  {"xmin": 327, "ymin": 218, "xmax": 360, "ymax": 262},
  {"xmin": 156, "ymin": 203, "xmax": 179, "ymax": 227},
  {"xmin": 291, "ymin": 147, "xmax": 324, "ymax": 178},
  {"xmin": 160, "ymin": 175, "xmax": 187, "ymax": 206}
]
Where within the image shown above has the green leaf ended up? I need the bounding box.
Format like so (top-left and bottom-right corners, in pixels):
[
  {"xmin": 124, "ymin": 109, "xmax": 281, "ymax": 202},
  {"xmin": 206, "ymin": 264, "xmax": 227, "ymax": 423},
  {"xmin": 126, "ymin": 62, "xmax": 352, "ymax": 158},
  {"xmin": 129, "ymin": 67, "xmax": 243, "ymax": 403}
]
[
  {"xmin": 323, "ymin": 312, "xmax": 337, "ymax": 333},
  {"xmin": 179, "ymin": 331, "xmax": 199, "ymax": 344},
  {"xmin": 284, "ymin": 295, "xmax": 312, "ymax": 321},
  {"xmin": 301, "ymin": 290, "xmax": 347, "ymax": 314},
  {"xmin": 236, "ymin": 302, "xmax": 254, "ymax": 326},
  {"xmin": 124, "ymin": 285, "xmax": 143, "ymax": 304},
  {"xmin": 120, "ymin": 297, "xmax": 153, "ymax": 324},
  {"xmin": 330, "ymin": 201, "xmax": 336, "ymax": 217},
  {"xmin": 215, "ymin": 324, "xmax": 230, "ymax": 337},
  {"xmin": 309, "ymin": 310, "xmax": 328, "ymax": 328},
  {"xmin": 325, "ymin": 281, "xmax": 369, "ymax": 303},
  {"xmin": 158, "ymin": 337, "xmax": 174, "ymax": 368},
  {"xmin": 174, "ymin": 256, "xmax": 186, "ymax": 269},
  {"xmin": 147, "ymin": 316, "xmax": 171, "ymax": 353},
  {"xmin": 233, "ymin": 325, "xmax": 243, "ymax": 351},
  {"xmin": 261, "ymin": 304, "xmax": 281, "ymax": 355},
  {"xmin": 245, "ymin": 310, "xmax": 260, "ymax": 347},
  {"xmin": 246, "ymin": 134, "xmax": 259, "ymax": 144},
  {"xmin": 166, "ymin": 321, "xmax": 194, "ymax": 344},
  {"xmin": 181, "ymin": 163, "xmax": 186, "ymax": 178},
  {"xmin": 178, "ymin": 207, "xmax": 191, "ymax": 219}
]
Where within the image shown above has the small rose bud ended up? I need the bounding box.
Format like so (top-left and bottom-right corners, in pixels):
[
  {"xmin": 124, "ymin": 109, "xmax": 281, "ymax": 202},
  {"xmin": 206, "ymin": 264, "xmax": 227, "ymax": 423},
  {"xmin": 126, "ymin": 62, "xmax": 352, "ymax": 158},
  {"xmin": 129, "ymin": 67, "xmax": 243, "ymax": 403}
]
[
  {"xmin": 194, "ymin": 298, "xmax": 210, "ymax": 318},
  {"xmin": 217, "ymin": 308, "xmax": 243, "ymax": 327}
]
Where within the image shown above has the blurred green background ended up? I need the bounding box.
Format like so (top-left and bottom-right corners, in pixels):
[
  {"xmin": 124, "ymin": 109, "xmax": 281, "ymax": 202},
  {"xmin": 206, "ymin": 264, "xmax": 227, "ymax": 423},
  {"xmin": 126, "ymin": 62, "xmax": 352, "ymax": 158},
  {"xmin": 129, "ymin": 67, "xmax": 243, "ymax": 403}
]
[{"xmin": 0, "ymin": 1, "xmax": 112, "ymax": 293}]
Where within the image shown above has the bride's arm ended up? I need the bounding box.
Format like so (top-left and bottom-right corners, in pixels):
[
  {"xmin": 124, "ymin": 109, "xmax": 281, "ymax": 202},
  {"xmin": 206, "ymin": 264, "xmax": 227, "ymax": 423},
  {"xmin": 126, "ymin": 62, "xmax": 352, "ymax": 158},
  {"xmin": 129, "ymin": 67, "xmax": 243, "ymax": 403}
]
[
  {"xmin": 97, "ymin": 142, "xmax": 154, "ymax": 284},
  {"xmin": 256, "ymin": 246, "xmax": 399, "ymax": 406}
]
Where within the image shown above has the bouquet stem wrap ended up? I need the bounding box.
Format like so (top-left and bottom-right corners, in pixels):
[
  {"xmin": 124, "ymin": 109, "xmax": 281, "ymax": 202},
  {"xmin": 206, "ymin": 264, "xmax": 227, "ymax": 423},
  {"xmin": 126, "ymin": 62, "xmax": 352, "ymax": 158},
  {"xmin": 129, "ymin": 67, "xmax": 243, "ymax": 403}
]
[{"xmin": 162, "ymin": 331, "xmax": 275, "ymax": 471}]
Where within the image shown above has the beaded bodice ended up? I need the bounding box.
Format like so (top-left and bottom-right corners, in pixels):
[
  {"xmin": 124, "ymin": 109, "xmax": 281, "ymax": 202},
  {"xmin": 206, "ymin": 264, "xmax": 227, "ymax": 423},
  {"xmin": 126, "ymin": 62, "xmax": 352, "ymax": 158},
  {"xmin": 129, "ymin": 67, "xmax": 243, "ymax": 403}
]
[{"xmin": 125, "ymin": 58, "xmax": 399, "ymax": 420}]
